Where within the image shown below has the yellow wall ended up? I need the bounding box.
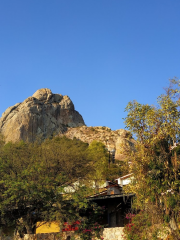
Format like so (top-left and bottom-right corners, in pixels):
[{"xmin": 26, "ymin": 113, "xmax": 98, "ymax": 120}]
[{"xmin": 36, "ymin": 221, "xmax": 60, "ymax": 234}]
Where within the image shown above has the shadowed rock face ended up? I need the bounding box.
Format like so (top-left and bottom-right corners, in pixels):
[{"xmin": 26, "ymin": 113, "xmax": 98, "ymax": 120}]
[{"xmin": 0, "ymin": 88, "xmax": 85, "ymax": 142}]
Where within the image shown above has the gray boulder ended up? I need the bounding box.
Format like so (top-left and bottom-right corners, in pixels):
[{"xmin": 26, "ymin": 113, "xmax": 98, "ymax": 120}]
[{"xmin": 0, "ymin": 88, "xmax": 85, "ymax": 142}]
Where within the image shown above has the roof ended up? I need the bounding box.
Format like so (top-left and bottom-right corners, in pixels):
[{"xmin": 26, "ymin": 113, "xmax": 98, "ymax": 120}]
[
  {"xmin": 89, "ymin": 192, "xmax": 135, "ymax": 201},
  {"xmin": 88, "ymin": 183, "xmax": 123, "ymax": 198},
  {"xmin": 116, "ymin": 173, "xmax": 133, "ymax": 180}
]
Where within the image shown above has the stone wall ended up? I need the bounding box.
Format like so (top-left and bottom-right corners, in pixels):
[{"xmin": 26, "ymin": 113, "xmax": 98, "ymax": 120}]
[
  {"xmin": 0, "ymin": 227, "xmax": 125, "ymax": 240},
  {"xmin": 23, "ymin": 228, "xmax": 125, "ymax": 240},
  {"xmin": 102, "ymin": 227, "xmax": 124, "ymax": 240}
]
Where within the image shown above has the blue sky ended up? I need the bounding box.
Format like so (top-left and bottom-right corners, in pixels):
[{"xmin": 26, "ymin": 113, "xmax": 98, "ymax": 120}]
[{"xmin": 0, "ymin": 0, "xmax": 180, "ymax": 130}]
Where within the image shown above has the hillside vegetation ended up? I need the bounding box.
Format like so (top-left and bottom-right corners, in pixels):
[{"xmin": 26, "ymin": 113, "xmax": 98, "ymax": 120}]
[{"xmin": 123, "ymin": 79, "xmax": 180, "ymax": 240}]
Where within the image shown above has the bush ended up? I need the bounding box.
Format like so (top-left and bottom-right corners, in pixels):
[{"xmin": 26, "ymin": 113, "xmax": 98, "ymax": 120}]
[{"xmin": 123, "ymin": 211, "xmax": 160, "ymax": 240}]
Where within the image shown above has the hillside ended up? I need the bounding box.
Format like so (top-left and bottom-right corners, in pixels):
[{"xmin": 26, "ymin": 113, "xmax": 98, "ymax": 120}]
[
  {"xmin": 0, "ymin": 88, "xmax": 135, "ymax": 160},
  {"xmin": 63, "ymin": 126, "xmax": 135, "ymax": 160}
]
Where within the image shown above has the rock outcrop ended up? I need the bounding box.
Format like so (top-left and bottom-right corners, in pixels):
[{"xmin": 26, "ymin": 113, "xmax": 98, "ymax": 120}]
[
  {"xmin": 0, "ymin": 88, "xmax": 85, "ymax": 142},
  {"xmin": 0, "ymin": 89, "xmax": 135, "ymax": 160},
  {"xmin": 63, "ymin": 126, "xmax": 135, "ymax": 160}
]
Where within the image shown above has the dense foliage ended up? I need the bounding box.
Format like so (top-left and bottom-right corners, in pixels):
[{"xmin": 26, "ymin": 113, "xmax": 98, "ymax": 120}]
[
  {"xmin": 0, "ymin": 136, "xmax": 122, "ymax": 239},
  {"xmin": 124, "ymin": 79, "xmax": 180, "ymax": 239},
  {"xmin": 123, "ymin": 211, "xmax": 165, "ymax": 240},
  {"xmin": 0, "ymin": 137, "xmax": 92, "ymax": 234},
  {"xmin": 87, "ymin": 140, "xmax": 124, "ymax": 182},
  {"xmin": 76, "ymin": 203, "xmax": 105, "ymax": 240}
]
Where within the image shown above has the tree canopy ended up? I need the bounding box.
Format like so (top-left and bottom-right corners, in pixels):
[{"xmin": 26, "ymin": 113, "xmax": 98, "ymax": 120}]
[
  {"xmin": 124, "ymin": 79, "xmax": 180, "ymax": 239},
  {"xmin": 0, "ymin": 137, "xmax": 93, "ymax": 234},
  {"xmin": 0, "ymin": 135, "xmax": 121, "ymax": 238}
]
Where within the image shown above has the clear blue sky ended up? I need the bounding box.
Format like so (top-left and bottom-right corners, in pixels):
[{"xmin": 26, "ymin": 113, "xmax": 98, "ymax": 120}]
[{"xmin": 0, "ymin": 0, "xmax": 180, "ymax": 130}]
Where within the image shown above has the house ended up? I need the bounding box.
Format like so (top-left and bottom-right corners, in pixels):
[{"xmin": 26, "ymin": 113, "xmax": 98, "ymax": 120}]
[
  {"xmin": 89, "ymin": 180, "xmax": 134, "ymax": 227},
  {"xmin": 36, "ymin": 176, "xmax": 135, "ymax": 234},
  {"xmin": 115, "ymin": 173, "xmax": 134, "ymax": 187}
]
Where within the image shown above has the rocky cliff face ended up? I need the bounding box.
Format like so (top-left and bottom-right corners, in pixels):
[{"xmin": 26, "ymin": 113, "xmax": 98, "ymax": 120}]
[
  {"xmin": 63, "ymin": 126, "xmax": 135, "ymax": 161},
  {"xmin": 0, "ymin": 88, "xmax": 85, "ymax": 142},
  {"xmin": 0, "ymin": 89, "xmax": 134, "ymax": 160}
]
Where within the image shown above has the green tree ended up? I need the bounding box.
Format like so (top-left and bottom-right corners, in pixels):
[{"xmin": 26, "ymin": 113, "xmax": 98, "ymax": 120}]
[
  {"xmin": 87, "ymin": 140, "xmax": 126, "ymax": 183},
  {"xmin": 0, "ymin": 137, "xmax": 93, "ymax": 235},
  {"xmin": 87, "ymin": 141, "xmax": 108, "ymax": 183},
  {"xmin": 124, "ymin": 79, "xmax": 180, "ymax": 239}
]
